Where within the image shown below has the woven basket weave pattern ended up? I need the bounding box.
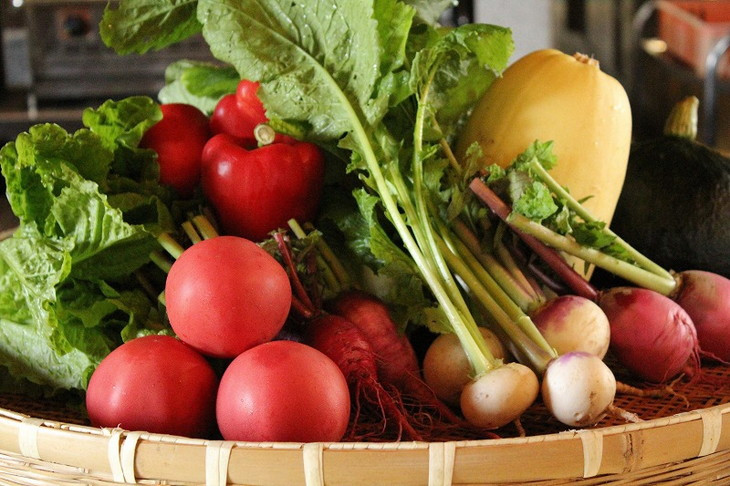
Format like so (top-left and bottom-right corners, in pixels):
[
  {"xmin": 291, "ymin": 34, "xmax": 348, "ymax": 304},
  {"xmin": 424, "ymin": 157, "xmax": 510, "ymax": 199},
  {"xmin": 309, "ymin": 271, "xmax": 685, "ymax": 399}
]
[{"xmin": 0, "ymin": 364, "xmax": 727, "ymax": 485}]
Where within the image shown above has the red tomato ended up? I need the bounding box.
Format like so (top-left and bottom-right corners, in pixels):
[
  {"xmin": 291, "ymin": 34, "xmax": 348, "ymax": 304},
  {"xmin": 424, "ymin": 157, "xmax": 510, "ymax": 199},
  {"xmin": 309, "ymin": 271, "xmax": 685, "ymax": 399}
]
[
  {"xmin": 85, "ymin": 335, "xmax": 218, "ymax": 438},
  {"xmin": 164, "ymin": 236, "xmax": 292, "ymax": 358},
  {"xmin": 140, "ymin": 103, "xmax": 210, "ymax": 198},
  {"xmin": 201, "ymin": 133, "xmax": 325, "ymax": 241},
  {"xmin": 216, "ymin": 340, "xmax": 351, "ymax": 442}
]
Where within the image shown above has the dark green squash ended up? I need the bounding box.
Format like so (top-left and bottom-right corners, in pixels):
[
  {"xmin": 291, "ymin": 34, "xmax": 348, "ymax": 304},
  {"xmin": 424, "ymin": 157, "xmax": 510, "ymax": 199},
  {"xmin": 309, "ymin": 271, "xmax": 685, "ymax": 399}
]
[{"xmin": 611, "ymin": 96, "xmax": 730, "ymax": 278}]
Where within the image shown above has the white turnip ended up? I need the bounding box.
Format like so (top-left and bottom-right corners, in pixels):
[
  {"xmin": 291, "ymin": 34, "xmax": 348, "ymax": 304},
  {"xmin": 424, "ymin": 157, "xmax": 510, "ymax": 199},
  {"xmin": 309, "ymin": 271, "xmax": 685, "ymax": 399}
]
[
  {"xmin": 460, "ymin": 362, "xmax": 539, "ymax": 429},
  {"xmin": 541, "ymin": 351, "xmax": 616, "ymax": 427},
  {"xmin": 422, "ymin": 327, "xmax": 509, "ymax": 407},
  {"xmin": 531, "ymin": 295, "xmax": 610, "ymax": 358}
]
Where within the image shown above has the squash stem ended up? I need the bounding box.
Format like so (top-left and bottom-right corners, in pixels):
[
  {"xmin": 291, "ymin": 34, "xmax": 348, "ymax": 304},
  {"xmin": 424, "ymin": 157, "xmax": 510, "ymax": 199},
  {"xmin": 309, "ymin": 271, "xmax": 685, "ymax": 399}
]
[{"xmin": 664, "ymin": 96, "xmax": 699, "ymax": 141}]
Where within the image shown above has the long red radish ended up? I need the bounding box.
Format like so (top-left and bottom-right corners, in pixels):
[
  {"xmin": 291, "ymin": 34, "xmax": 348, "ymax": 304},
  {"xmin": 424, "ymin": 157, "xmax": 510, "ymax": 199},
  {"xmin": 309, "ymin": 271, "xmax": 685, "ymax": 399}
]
[
  {"xmin": 328, "ymin": 290, "xmax": 420, "ymax": 387},
  {"xmin": 305, "ymin": 314, "xmax": 423, "ymax": 441},
  {"xmin": 273, "ymin": 231, "xmax": 473, "ymax": 439},
  {"xmin": 328, "ymin": 290, "xmax": 464, "ymax": 424}
]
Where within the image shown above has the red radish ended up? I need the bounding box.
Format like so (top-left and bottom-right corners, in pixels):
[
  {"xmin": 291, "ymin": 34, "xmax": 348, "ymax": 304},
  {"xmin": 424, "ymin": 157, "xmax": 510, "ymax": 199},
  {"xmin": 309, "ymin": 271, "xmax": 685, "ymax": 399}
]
[
  {"xmin": 216, "ymin": 340, "xmax": 350, "ymax": 442},
  {"xmin": 328, "ymin": 290, "xmax": 463, "ymax": 424},
  {"xmin": 531, "ymin": 295, "xmax": 611, "ymax": 359},
  {"xmin": 305, "ymin": 314, "xmax": 423, "ymax": 441},
  {"xmin": 86, "ymin": 335, "xmax": 218, "ymax": 438},
  {"xmin": 328, "ymin": 290, "xmax": 420, "ymax": 388},
  {"xmin": 470, "ymin": 174, "xmax": 730, "ymax": 372},
  {"xmin": 673, "ymin": 270, "xmax": 730, "ymax": 363},
  {"xmin": 423, "ymin": 327, "xmax": 509, "ymax": 407},
  {"xmin": 541, "ymin": 351, "xmax": 616, "ymax": 427},
  {"xmin": 599, "ymin": 287, "xmax": 700, "ymax": 383},
  {"xmin": 165, "ymin": 236, "xmax": 292, "ymax": 358}
]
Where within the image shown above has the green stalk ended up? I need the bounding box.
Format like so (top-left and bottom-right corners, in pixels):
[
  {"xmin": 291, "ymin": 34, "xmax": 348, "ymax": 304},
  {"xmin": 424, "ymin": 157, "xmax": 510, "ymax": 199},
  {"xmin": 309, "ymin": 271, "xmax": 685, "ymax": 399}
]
[
  {"xmin": 433, "ymin": 217, "xmax": 555, "ymax": 356},
  {"xmin": 182, "ymin": 221, "xmax": 202, "ymax": 244},
  {"xmin": 493, "ymin": 224, "xmax": 546, "ymax": 306},
  {"xmin": 340, "ymin": 88, "xmax": 496, "ymax": 376},
  {"xmin": 190, "ymin": 215, "xmax": 219, "ymax": 240},
  {"xmin": 157, "ymin": 233, "xmax": 185, "ymax": 260},
  {"xmin": 298, "ymin": 221, "xmax": 353, "ymax": 290},
  {"xmin": 287, "ymin": 220, "xmax": 345, "ymax": 295},
  {"xmin": 436, "ymin": 237, "xmax": 556, "ymax": 375},
  {"xmin": 527, "ymin": 159, "xmax": 674, "ymax": 281},
  {"xmin": 451, "ymin": 219, "xmax": 541, "ymax": 311},
  {"xmin": 505, "ymin": 210, "xmax": 677, "ymax": 295}
]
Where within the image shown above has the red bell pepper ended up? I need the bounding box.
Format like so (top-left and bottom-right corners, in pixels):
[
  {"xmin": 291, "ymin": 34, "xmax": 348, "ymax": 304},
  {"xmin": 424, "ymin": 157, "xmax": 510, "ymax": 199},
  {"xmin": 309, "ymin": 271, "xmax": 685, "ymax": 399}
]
[
  {"xmin": 201, "ymin": 133, "xmax": 325, "ymax": 241},
  {"xmin": 210, "ymin": 79, "xmax": 294, "ymax": 147}
]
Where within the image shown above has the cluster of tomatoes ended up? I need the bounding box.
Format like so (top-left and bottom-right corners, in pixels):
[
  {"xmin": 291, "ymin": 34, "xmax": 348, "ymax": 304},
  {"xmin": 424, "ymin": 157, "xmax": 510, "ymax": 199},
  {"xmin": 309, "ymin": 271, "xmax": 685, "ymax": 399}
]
[{"xmin": 84, "ymin": 82, "xmax": 352, "ymax": 443}]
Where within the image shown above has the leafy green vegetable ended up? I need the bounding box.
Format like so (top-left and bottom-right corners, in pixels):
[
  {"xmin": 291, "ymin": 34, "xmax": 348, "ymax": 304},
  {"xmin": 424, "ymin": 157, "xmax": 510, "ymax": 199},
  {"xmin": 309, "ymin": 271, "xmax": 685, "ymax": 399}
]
[
  {"xmin": 483, "ymin": 140, "xmax": 634, "ymax": 263},
  {"xmin": 0, "ymin": 97, "xmax": 176, "ymax": 391},
  {"xmin": 100, "ymin": 0, "xmax": 202, "ymax": 54},
  {"xmin": 158, "ymin": 60, "xmax": 239, "ymax": 113}
]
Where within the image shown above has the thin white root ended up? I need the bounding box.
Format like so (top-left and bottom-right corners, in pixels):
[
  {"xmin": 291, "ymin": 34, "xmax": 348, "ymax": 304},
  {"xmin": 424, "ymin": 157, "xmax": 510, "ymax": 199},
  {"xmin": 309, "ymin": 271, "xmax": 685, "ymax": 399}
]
[{"xmin": 607, "ymin": 404, "xmax": 643, "ymax": 423}]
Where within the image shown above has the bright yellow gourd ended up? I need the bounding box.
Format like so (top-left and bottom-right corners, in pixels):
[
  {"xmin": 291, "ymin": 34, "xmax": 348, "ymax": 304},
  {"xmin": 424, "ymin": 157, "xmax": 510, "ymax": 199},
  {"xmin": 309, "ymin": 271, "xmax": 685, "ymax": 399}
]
[{"xmin": 456, "ymin": 48, "xmax": 632, "ymax": 229}]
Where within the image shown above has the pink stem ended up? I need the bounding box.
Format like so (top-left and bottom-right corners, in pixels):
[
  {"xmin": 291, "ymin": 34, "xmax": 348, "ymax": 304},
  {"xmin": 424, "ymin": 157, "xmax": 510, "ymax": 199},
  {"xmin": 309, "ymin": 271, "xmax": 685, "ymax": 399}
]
[
  {"xmin": 274, "ymin": 232, "xmax": 317, "ymax": 313},
  {"xmin": 468, "ymin": 178, "xmax": 599, "ymax": 302}
]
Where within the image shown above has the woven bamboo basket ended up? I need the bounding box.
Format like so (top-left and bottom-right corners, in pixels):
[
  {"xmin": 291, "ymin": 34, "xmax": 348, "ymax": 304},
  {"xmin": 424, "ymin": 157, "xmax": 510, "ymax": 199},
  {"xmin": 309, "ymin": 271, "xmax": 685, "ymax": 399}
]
[{"xmin": 0, "ymin": 361, "xmax": 726, "ymax": 486}]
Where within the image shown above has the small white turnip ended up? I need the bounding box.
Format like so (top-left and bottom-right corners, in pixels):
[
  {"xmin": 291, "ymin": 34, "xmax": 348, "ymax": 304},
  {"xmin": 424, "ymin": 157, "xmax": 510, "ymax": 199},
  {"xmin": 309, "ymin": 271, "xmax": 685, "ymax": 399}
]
[
  {"xmin": 541, "ymin": 351, "xmax": 616, "ymax": 427},
  {"xmin": 459, "ymin": 362, "xmax": 539, "ymax": 429},
  {"xmin": 531, "ymin": 295, "xmax": 611, "ymax": 358},
  {"xmin": 423, "ymin": 327, "xmax": 509, "ymax": 406}
]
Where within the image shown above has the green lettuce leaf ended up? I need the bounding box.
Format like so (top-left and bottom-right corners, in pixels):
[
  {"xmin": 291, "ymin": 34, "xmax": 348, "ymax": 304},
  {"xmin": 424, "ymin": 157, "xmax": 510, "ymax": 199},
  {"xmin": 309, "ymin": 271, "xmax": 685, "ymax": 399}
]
[
  {"xmin": 0, "ymin": 97, "xmax": 175, "ymax": 391},
  {"xmin": 158, "ymin": 60, "xmax": 239, "ymax": 113},
  {"xmin": 100, "ymin": 0, "xmax": 202, "ymax": 54},
  {"xmin": 197, "ymin": 0, "xmax": 410, "ymax": 140}
]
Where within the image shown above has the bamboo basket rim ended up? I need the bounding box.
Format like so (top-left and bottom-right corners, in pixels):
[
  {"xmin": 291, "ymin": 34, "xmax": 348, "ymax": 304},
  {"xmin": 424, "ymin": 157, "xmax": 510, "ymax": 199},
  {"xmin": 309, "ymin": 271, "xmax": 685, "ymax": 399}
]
[{"xmin": 0, "ymin": 396, "xmax": 727, "ymax": 485}]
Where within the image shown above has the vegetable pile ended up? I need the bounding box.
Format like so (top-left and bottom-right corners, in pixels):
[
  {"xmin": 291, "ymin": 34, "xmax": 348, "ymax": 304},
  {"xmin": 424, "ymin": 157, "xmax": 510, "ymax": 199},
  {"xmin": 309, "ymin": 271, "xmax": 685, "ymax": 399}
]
[{"xmin": 0, "ymin": 0, "xmax": 728, "ymax": 443}]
